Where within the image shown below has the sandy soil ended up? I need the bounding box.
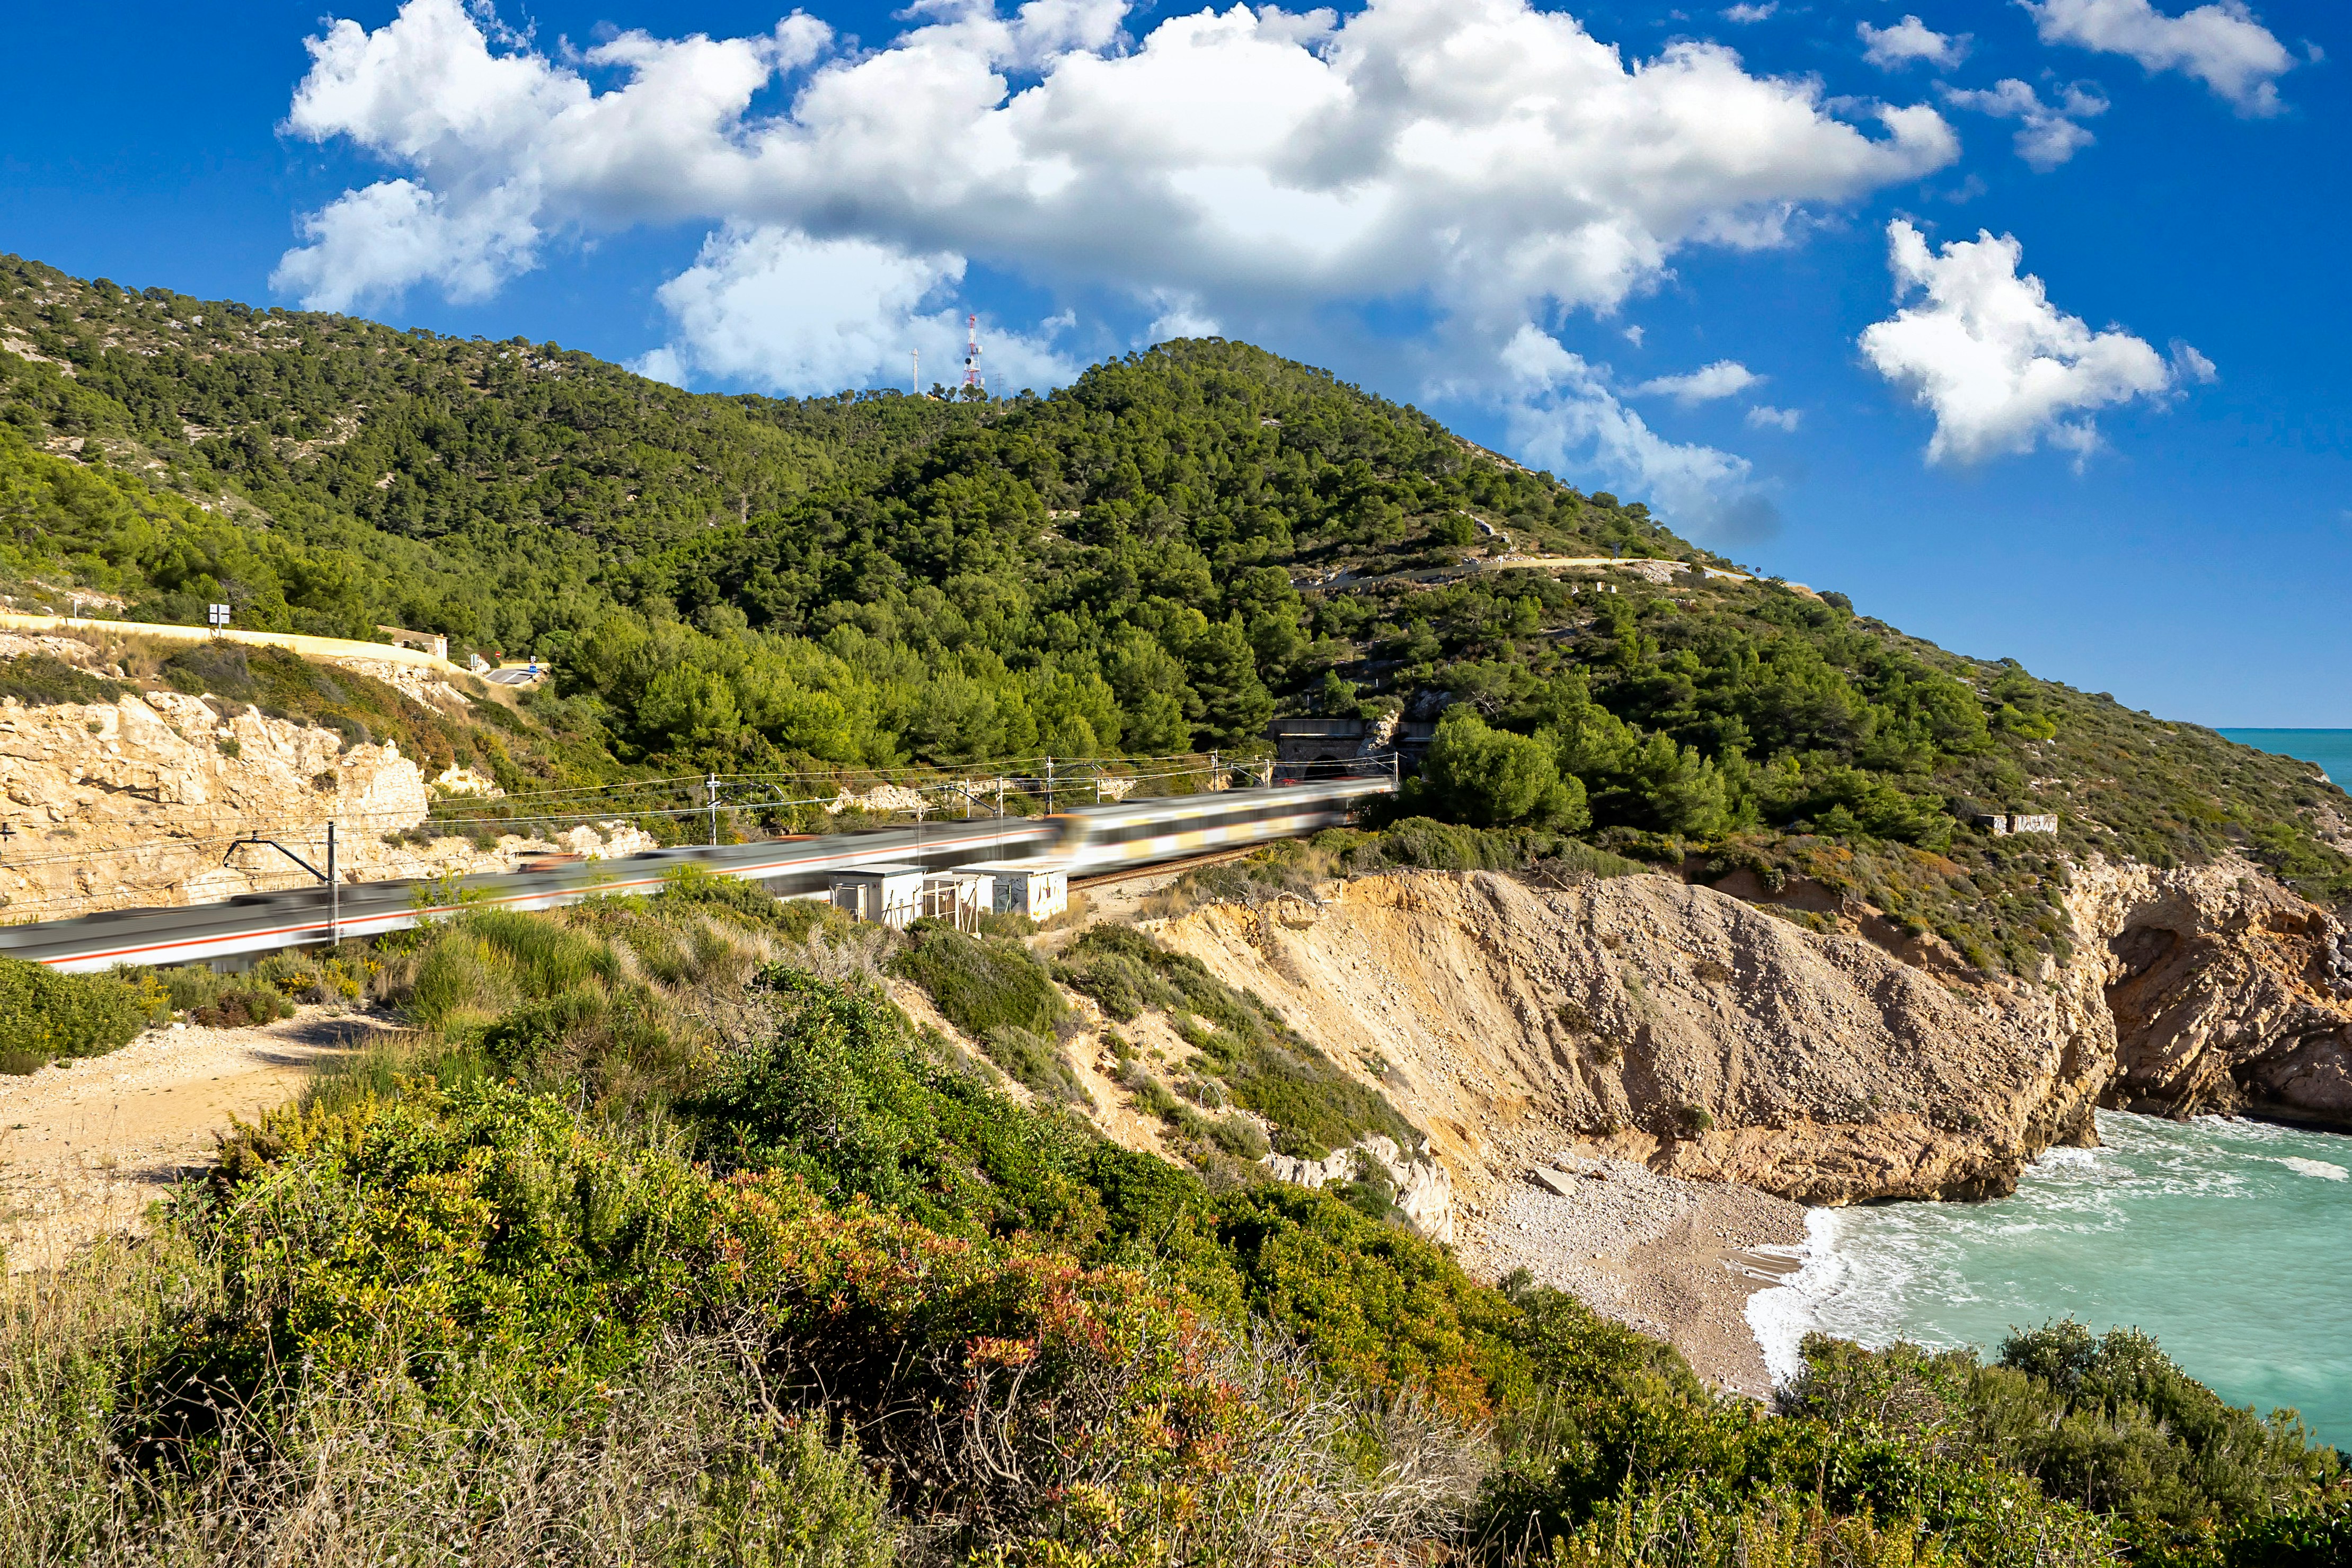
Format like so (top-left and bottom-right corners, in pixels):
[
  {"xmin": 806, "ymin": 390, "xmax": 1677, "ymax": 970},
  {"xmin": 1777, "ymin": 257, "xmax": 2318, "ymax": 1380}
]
[{"xmin": 0, "ymin": 1007, "xmax": 384, "ymax": 1272}]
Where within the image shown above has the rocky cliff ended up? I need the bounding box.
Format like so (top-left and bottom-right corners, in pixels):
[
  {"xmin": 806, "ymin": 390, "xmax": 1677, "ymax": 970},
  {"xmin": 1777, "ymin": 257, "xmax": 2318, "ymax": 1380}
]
[
  {"xmin": 1149, "ymin": 857, "xmax": 2352, "ymax": 1216},
  {"xmin": 2070, "ymin": 856, "xmax": 2352, "ymax": 1128},
  {"xmin": 0, "ymin": 683, "xmax": 650, "ymax": 919},
  {"xmin": 1153, "ymin": 872, "xmax": 2110, "ymax": 1210}
]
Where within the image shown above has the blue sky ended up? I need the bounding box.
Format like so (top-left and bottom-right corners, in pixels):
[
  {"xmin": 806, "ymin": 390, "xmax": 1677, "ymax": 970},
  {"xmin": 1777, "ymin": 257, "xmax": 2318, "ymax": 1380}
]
[{"xmin": 1, "ymin": 0, "xmax": 2344, "ymax": 724}]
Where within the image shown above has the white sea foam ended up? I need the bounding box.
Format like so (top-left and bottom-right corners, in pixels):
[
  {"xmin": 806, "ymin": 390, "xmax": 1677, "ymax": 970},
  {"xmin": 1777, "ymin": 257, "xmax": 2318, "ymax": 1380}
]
[
  {"xmin": 1745, "ymin": 1209, "xmax": 1854, "ymax": 1386},
  {"xmin": 1762, "ymin": 1110, "xmax": 2352, "ymax": 1446}
]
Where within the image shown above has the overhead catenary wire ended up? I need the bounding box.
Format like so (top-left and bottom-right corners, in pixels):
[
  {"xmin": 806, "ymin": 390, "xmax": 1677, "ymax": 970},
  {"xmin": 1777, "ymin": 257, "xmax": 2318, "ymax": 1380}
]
[{"xmin": 0, "ymin": 751, "xmax": 1357, "ymax": 922}]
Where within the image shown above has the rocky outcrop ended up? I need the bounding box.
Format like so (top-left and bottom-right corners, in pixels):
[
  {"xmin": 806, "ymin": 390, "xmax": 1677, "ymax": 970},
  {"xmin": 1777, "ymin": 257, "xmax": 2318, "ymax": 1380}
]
[
  {"xmin": 2069, "ymin": 856, "xmax": 2352, "ymax": 1128},
  {"xmin": 1156, "ymin": 872, "xmax": 2111, "ymax": 1208},
  {"xmin": 0, "ymin": 691, "xmax": 652, "ymax": 918},
  {"xmin": 1264, "ymin": 1133, "xmax": 1457, "ymax": 1243},
  {"xmin": 1149, "ymin": 854, "xmax": 2352, "ymax": 1218}
]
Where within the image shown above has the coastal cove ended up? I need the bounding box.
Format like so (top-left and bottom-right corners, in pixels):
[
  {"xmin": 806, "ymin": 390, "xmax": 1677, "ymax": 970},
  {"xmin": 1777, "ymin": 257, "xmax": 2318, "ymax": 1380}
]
[
  {"xmin": 1731, "ymin": 729, "xmax": 2352, "ymax": 1446},
  {"xmin": 1750, "ymin": 1110, "xmax": 2352, "ymax": 1448}
]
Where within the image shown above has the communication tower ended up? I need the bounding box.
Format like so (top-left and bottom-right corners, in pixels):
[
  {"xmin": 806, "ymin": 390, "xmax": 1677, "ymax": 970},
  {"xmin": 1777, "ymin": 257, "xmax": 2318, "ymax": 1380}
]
[{"xmin": 962, "ymin": 314, "xmax": 984, "ymax": 394}]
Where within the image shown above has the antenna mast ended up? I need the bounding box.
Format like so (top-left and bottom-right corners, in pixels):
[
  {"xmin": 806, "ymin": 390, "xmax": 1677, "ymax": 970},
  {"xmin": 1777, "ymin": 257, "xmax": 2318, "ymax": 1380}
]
[
  {"xmin": 962, "ymin": 314, "xmax": 984, "ymax": 395},
  {"xmin": 912, "ymin": 348, "xmax": 919, "ymax": 396}
]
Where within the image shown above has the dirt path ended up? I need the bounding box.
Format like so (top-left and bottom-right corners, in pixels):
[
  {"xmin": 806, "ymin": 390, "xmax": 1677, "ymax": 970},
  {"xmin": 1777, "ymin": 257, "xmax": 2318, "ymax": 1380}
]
[{"xmin": 0, "ymin": 1007, "xmax": 386, "ymax": 1272}]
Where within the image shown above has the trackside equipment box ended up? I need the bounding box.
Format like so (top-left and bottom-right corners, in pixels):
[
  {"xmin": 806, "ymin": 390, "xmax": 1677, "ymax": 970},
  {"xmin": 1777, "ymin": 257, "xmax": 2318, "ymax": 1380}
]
[
  {"xmin": 828, "ymin": 864, "xmax": 924, "ymax": 929},
  {"xmin": 952, "ymin": 860, "xmax": 1068, "ymax": 921}
]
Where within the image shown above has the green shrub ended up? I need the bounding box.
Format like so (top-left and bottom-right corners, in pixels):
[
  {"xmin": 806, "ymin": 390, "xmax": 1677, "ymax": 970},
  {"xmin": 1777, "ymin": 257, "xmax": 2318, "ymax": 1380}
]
[
  {"xmin": 405, "ymin": 931, "xmax": 520, "ymax": 1027},
  {"xmin": 1987, "ymin": 1319, "xmax": 2341, "ymax": 1528},
  {"xmin": 655, "ymin": 862, "xmax": 789, "ymax": 928},
  {"xmin": 1209, "ymin": 1113, "xmax": 1270, "ymax": 1160},
  {"xmin": 0, "ymin": 653, "xmax": 127, "ymax": 707},
  {"xmin": 1058, "ymin": 924, "xmax": 1412, "ymax": 1159},
  {"xmin": 1782, "ymin": 1325, "xmax": 2344, "ymax": 1551},
  {"xmin": 150, "ymin": 959, "xmax": 296, "ymax": 1027},
  {"xmin": 1420, "ymin": 707, "xmax": 1590, "ymax": 830},
  {"xmin": 251, "ymin": 948, "xmax": 367, "ymax": 1002},
  {"xmin": 0, "ymin": 954, "xmax": 152, "ymax": 1071},
  {"xmin": 1366, "ymin": 815, "xmax": 1488, "ymax": 871},
  {"xmin": 980, "ymin": 1022, "xmax": 1093, "ymax": 1109},
  {"xmin": 888, "ymin": 924, "xmax": 1066, "ymax": 1040},
  {"xmin": 190, "ymin": 984, "xmax": 291, "ymax": 1029},
  {"xmin": 160, "ymin": 642, "xmax": 259, "ymax": 700}
]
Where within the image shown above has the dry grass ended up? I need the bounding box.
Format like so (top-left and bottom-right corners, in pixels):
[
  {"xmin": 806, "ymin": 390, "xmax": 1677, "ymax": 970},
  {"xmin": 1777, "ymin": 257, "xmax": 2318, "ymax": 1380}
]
[
  {"xmin": 0, "ymin": 1229, "xmax": 1484, "ymax": 1568},
  {"xmin": 0, "ymin": 1246, "xmax": 899, "ymax": 1567}
]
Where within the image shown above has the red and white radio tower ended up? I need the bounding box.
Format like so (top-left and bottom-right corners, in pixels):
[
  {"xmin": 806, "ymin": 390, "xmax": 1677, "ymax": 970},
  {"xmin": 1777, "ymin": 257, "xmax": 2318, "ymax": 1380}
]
[{"xmin": 962, "ymin": 313, "xmax": 984, "ymax": 394}]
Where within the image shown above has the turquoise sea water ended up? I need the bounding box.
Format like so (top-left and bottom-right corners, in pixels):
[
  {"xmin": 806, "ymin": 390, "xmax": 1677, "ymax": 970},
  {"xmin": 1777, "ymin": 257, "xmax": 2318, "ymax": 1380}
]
[
  {"xmin": 2217, "ymin": 727, "xmax": 2352, "ymax": 786},
  {"xmin": 1749, "ymin": 1112, "xmax": 2352, "ymax": 1446}
]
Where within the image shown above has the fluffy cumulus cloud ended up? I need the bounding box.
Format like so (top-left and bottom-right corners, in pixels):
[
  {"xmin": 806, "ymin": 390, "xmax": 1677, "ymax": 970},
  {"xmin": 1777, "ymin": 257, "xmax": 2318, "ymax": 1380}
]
[
  {"xmin": 1860, "ymin": 16, "xmax": 1969, "ymax": 71},
  {"xmin": 635, "ymin": 224, "xmax": 1080, "ymax": 394},
  {"xmin": 1858, "ymin": 220, "xmax": 2200, "ymax": 465},
  {"xmin": 1631, "ymin": 361, "xmax": 1761, "ymax": 404},
  {"xmin": 272, "ymin": 178, "xmax": 540, "ymax": 308},
  {"xmin": 1745, "ymin": 404, "xmax": 1802, "ymax": 431},
  {"xmin": 273, "ymin": 0, "xmax": 1953, "ymax": 429},
  {"xmin": 2024, "ymin": 0, "xmax": 2295, "ymax": 113},
  {"xmin": 1501, "ymin": 329, "xmax": 1779, "ymax": 541},
  {"xmin": 1941, "ymin": 78, "xmax": 2109, "ymax": 170}
]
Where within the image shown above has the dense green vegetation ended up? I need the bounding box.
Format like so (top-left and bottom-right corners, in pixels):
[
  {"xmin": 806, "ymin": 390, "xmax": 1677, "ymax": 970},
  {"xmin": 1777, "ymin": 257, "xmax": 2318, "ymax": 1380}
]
[
  {"xmin": 0, "ymin": 953, "xmax": 156, "ymax": 1073},
  {"xmin": 6, "ymin": 251, "xmax": 2348, "ymax": 979},
  {"xmin": 4, "ymin": 879, "xmax": 2339, "ymax": 1563}
]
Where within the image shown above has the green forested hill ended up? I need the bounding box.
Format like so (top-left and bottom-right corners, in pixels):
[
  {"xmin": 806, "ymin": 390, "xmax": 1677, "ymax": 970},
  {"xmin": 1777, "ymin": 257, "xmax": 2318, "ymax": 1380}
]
[{"xmin": 4, "ymin": 252, "xmax": 2347, "ymax": 968}]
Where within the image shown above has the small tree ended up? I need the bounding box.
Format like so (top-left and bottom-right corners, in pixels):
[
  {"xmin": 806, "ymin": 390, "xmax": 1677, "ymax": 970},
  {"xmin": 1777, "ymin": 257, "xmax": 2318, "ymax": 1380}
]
[{"xmin": 1421, "ymin": 709, "xmax": 1589, "ymax": 831}]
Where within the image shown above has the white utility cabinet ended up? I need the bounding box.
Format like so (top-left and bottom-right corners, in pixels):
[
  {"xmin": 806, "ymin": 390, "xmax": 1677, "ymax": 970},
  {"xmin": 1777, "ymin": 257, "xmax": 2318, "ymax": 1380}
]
[
  {"xmin": 828, "ymin": 864, "xmax": 924, "ymax": 929},
  {"xmin": 952, "ymin": 859, "xmax": 1068, "ymax": 921}
]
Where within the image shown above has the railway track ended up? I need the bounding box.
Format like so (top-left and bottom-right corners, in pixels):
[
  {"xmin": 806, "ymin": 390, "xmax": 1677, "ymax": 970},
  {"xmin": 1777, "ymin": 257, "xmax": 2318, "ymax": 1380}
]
[
  {"xmin": 1070, "ymin": 846, "xmax": 1261, "ymax": 890},
  {"xmin": 2, "ymin": 777, "xmax": 1394, "ymax": 972}
]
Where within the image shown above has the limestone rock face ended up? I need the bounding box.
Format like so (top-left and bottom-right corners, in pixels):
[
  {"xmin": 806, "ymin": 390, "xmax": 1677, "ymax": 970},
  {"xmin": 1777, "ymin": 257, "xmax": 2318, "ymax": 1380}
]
[
  {"xmin": 0, "ymin": 693, "xmax": 651, "ymax": 919},
  {"xmin": 1263, "ymin": 1132, "xmax": 1457, "ymax": 1243},
  {"xmin": 2070, "ymin": 856, "xmax": 2352, "ymax": 1128},
  {"xmin": 1155, "ymin": 871, "xmax": 2111, "ymax": 1208},
  {"xmin": 1155, "ymin": 858, "xmax": 2352, "ymax": 1214}
]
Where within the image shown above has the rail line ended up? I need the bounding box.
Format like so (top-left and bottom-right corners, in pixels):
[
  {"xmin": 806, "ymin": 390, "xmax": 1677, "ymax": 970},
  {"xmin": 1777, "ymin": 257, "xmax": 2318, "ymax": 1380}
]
[
  {"xmin": 0, "ymin": 775, "xmax": 1396, "ymax": 973},
  {"xmin": 1070, "ymin": 847, "xmax": 1262, "ymax": 891}
]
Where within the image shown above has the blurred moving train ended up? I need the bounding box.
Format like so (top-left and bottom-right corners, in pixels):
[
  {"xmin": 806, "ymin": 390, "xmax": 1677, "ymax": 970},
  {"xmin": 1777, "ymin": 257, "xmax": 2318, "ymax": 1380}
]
[{"xmin": 0, "ymin": 774, "xmax": 1396, "ymax": 973}]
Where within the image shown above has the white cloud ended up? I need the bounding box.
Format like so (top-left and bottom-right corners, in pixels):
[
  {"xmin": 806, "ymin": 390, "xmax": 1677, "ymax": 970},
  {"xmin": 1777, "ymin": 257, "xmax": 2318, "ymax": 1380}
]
[
  {"xmin": 276, "ymin": 0, "xmax": 1957, "ymax": 394},
  {"xmin": 1501, "ymin": 328, "xmax": 1778, "ymax": 540},
  {"xmin": 642, "ymin": 223, "xmax": 1080, "ymax": 396},
  {"xmin": 630, "ymin": 344, "xmax": 689, "ymax": 387},
  {"xmin": 1745, "ymin": 404, "xmax": 1802, "ymax": 431},
  {"xmin": 1146, "ymin": 291, "xmax": 1223, "ymax": 341},
  {"xmin": 1941, "ymin": 78, "xmax": 2109, "ymax": 170},
  {"xmin": 1858, "ymin": 220, "xmax": 2195, "ymax": 465},
  {"xmin": 1631, "ymin": 360, "xmax": 1761, "ymax": 404},
  {"xmin": 270, "ymin": 178, "xmax": 540, "ymax": 309},
  {"xmin": 1860, "ymin": 15, "xmax": 1969, "ymax": 70},
  {"xmin": 2024, "ymin": 0, "xmax": 2294, "ymax": 113},
  {"xmin": 1723, "ymin": 4, "xmax": 1777, "ymax": 23},
  {"xmin": 1622, "ymin": 324, "xmax": 1645, "ymax": 347}
]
